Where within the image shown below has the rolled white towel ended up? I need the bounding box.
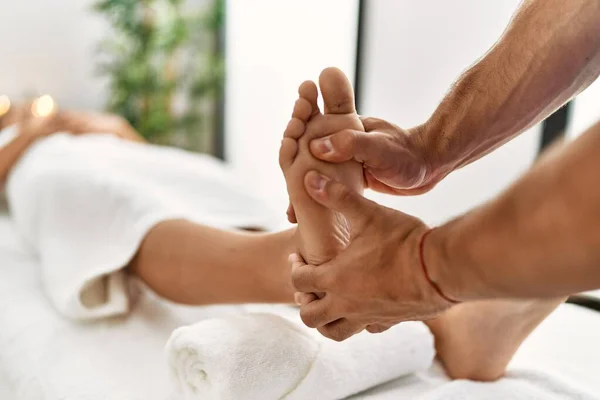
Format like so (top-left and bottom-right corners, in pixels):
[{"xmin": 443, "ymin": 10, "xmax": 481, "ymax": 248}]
[{"xmin": 166, "ymin": 313, "xmax": 435, "ymax": 400}]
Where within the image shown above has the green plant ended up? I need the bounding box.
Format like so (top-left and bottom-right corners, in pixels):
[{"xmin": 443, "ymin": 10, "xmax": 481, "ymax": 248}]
[{"xmin": 93, "ymin": 0, "xmax": 224, "ymax": 153}]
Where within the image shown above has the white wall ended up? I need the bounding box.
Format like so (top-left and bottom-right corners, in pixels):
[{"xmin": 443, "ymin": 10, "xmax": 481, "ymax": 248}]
[
  {"xmin": 3, "ymin": 0, "xmax": 596, "ymax": 227},
  {"xmin": 225, "ymin": 0, "xmax": 549, "ymax": 227},
  {"xmin": 569, "ymin": 79, "xmax": 600, "ymax": 139},
  {"xmin": 224, "ymin": 0, "xmax": 360, "ymax": 216},
  {"xmin": 360, "ymin": 0, "xmax": 539, "ymax": 225},
  {"xmin": 0, "ymin": 0, "xmax": 107, "ymax": 110},
  {"xmin": 0, "ymin": 0, "xmax": 360, "ymax": 218}
]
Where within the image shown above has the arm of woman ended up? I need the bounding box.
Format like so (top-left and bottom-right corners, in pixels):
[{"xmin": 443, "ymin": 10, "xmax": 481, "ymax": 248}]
[
  {"xmin": 57, "ymin": 111, "xmax": 146, "ymax": 143},
  {"xmin": 0, "ymin": 128, "xmax": 40, "ymax": 183},
  {"xmin": 0, "ymin": 106, "xmax": 147, "ymax": 183},
  {"xmin": 0, "ymin": 111, "xmax": 56, "ymax": 183}
]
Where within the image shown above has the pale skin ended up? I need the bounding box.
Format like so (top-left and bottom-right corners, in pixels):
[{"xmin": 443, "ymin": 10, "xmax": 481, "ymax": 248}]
[{"xmin": 285, "ymin": 0, "xmax": 600, "ymax": 380}]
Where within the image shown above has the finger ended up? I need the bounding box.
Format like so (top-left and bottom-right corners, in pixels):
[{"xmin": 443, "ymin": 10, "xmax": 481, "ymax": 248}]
[
  {"xmin": 319, "ymin": 318, "xmax": 364, "ymax": 342},
  {"xmin": 286, "ymin": 203, "xmax": 297, "ymax": 224},
  {"xmin": 289, "ymin": 254, "xmax": 329, "ymax": 293},
  {"xmin": 364, "ymin": 169, "xmax": 435, "ymax": 195},
  {"xmin": 310, "ymin": 129, "xmax": 397, "ymax": 165},
  {"xmin": 359, "ymin": 116, "xmax": 398, "ymax": 132},
  {"xmin": 310, "ymin": 128, "xmax": 430, "ymax": 191},
  {"xmin": 365, "ymin": 322, "xmax": 394, "ymax": 334},
  {"xmin": 309, "ymin": 129, "xmax": 375, "ymax": 163},
  {"xmin": 304, "ymin": 171, "xmax": 376, "ymax": 228},
  {"xmin": 299, "ymin": 296, "xmax": 341, "ymax": 328},
  {"xmin": 294, "ymin": 292, "xmax": 318, "ymax": 306}
]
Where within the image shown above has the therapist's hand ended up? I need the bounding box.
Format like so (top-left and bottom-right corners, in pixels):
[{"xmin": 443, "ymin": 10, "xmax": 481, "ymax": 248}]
[
  {"xmin": 310, "ymin": 117, "xmax": 445, "ymax": 195},
  {"xmin": 286, "ymin": 117, "xmax": 447, "ymax": 223},
  {"xmin": 291, "ymin": 171, "xmax": 455, "ymax": 341}
]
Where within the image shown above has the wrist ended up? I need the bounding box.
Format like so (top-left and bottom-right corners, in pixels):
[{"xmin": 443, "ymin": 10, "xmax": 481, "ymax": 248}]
[
  {"xmin": 418, "ymin": 228, "xmax": 460, "ymax": 304},
  {"xmin": 408, "ymin": 122, "xmax": 459, "ymax": 188},
  {"xmin": 414, "ymin": 56, "xmax": 498, "ymax": 178}
]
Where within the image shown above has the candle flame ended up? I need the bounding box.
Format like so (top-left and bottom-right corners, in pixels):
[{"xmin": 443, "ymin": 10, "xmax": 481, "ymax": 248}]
[
  {"xmin": 31, "ymin": 95, "xmax": 56, "ymax": 118},
  {"xmin": 0, "ymin": 95, "xmax": 10, "ymax": 117}
]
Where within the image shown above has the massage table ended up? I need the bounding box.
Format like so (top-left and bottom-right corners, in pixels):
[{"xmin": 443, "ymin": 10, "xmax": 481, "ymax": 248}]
[{"xmin": 0, "ymin": 213, "xmax": 598, "ymax": 399}]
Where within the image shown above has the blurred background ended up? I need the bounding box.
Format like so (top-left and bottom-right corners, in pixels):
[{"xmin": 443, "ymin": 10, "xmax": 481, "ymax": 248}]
[{"xmin": 1, "ymin": 0, "xmax": 599, "ymax": 226}]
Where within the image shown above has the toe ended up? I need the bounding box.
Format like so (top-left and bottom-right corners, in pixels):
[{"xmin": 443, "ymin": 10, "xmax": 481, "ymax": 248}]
[
  {"xmin": 283, "ymin": 118, "xmax": 305, "ymax": 139},
  {"xmin": 319, "ymin": 67, "xmax": 356, "ymax": 115},
  {"xmin": 299, "ymin": 80, "xmax": 320, "ymax": 116},
  {"xmin": 279, "ymin": 137, "xmax": 299, "ymax": 170},
  {"xmin": 292, "ymin": 98, "xmax": 313, "ymax": 123}
]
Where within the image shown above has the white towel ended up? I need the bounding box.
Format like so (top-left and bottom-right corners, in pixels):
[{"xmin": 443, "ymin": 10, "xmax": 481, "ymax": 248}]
[
  {"xmin": 415, "ymin": 369, "xmax": 597, "ymax": 400},
  {"xmin": 0, "ymin": 222, "xmax": 597, "ymax": 400},
  {"xmin": 4, "ymin": 130, "xmax": 280, "ymax": 320},
  {"xmin": 166, "ymin": 313, "xmax": 435, "ymax": 400}
]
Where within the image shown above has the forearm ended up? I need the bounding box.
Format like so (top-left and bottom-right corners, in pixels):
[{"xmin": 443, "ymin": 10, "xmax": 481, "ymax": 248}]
[
  {"xmin": 428, "ymin": 119, "xmax": 600, "ymax": 301},
  {"xmin": 0, "ymin": 131, "xmax": 39, "ymax": 182},
  {"xmin": 416, "ymin": 0, "xmax": 600, "ymax": 179}
]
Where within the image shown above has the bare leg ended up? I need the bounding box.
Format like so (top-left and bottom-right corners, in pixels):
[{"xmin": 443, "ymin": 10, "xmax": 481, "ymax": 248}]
[
  {"xmin": 134, "ymin": 221, "xmax": 566, "ymax": 381},
  {"xmin": 129, "ymin": 220, "xmax": 296, "ymax": 305}
]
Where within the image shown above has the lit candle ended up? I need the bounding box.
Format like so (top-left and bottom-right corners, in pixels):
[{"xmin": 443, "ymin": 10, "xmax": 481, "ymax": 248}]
[
  {"xmin": 31, "ymin": 95, "xmax": 56, "ymax": 118},
  {"xmin": 0, "ymin": 95, "xmax": 10, "ymax": 117}
]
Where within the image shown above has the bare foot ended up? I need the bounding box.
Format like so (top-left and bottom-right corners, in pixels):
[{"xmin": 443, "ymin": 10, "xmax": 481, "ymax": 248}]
[
  {"xmin": 278, "ymin": 69, "xmax": 563, "ymax": 383},
  {"xmin": 426, "ymin": 296, "xmax": 566, "ymax": 381},
  {"xmin": 279, "ymin": 67, "xmax": 365, "ymax": 265}
]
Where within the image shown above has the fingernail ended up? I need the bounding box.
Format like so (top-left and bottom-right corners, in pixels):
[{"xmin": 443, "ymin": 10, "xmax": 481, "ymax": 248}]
[
  {"xmin": 294, "ymin": 292, "xmax": 303, "ymax": 305},
  {"xmin": 307, "ymin": 173, "xmax": 328, "ymax": 192},
  {"xmin": 315, "ymin": 137, "xmax": 333, "ymax": 154}
]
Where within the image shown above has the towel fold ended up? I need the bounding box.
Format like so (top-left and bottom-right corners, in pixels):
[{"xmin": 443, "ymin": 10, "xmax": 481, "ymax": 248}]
[
  {"xmin": 5, "ymin": 131, "xmax": 279, "ymax": 320},
  {"xmin": 166, "ymin": 313, "xmax": 435, "ymax": 400}
]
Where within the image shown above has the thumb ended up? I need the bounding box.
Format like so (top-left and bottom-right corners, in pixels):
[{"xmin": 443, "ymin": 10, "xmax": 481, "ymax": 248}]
[
  {"xmin": 304, "ymin": 171, "xmax": 376, "ymax": 229},
  {"xmin": 309, "ymin": 129, "xmax": 393, "ymax": 166},
  {"xmin": 311, "ymin": 129, "xmax": 430, "ymax": 191},
  {"xmin": 365, "ymin": 147, "xmax": 429, "ymax": 191}
]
